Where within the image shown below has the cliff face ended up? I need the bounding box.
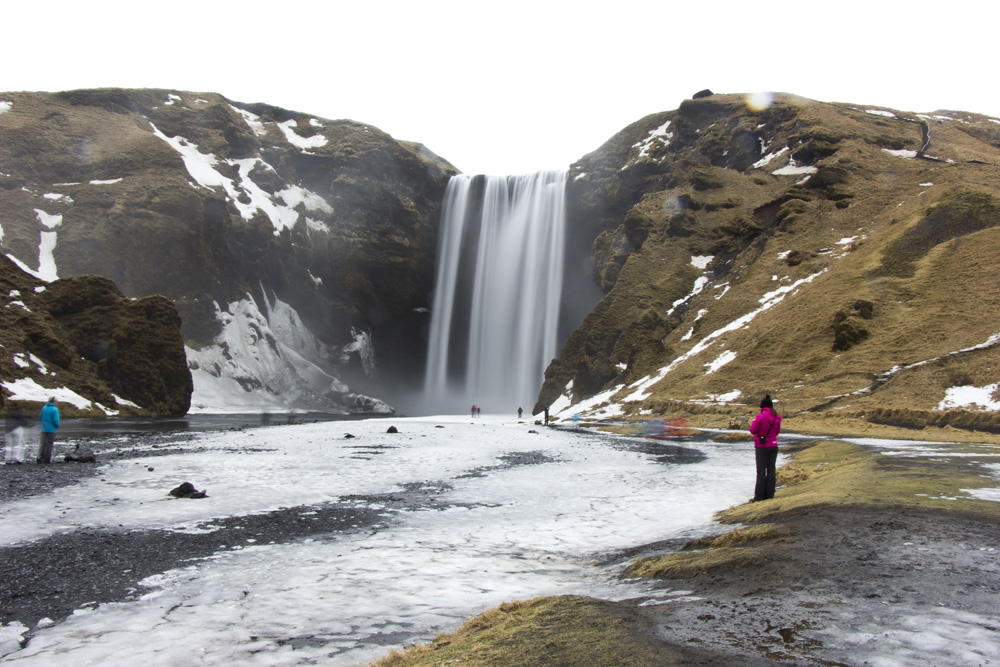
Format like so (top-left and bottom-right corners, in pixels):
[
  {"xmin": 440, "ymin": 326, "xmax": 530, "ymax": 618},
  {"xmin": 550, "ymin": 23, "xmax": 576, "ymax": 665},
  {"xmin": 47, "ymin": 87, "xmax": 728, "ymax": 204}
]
[
  {"xmin": 0, "ymin": 255, "xmax": 191, "ymax": 417},
  {"xmin": 0, "ymin": 89, "xmax": 456, "ymax": 413},
  {"xmin": 541, "ymin": 93, "xmax": 1000, "ymax": 428}
]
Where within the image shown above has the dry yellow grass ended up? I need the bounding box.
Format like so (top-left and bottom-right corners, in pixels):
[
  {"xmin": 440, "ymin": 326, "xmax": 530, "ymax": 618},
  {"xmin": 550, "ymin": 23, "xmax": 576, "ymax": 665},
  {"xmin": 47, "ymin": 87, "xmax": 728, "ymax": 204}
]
[
  {"xmin": 627, "ymin": 438, "xmax": 1000, "ymax": 580},
  {"xmin": 626, "ymin": 524, "xmax": 783, "ymax": 579},
  {"xmin": 369, "ymin": 596, "xmax": 676, "ymax": 667},
  {"xmin": 539, "ymin": 94, "xmax": 1000, "ymax": 431}
]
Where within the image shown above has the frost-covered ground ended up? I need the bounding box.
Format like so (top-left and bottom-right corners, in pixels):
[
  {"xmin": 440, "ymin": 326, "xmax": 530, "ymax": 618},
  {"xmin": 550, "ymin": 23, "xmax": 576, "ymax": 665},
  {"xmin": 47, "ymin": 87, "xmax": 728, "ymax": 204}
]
[
  {"xmin": 0, "ymin": 415, "xmax": 752, "ymax": 665},
  {"xmin": 1, "ymin": 417, "xmax": 998, "ymax": 666}
]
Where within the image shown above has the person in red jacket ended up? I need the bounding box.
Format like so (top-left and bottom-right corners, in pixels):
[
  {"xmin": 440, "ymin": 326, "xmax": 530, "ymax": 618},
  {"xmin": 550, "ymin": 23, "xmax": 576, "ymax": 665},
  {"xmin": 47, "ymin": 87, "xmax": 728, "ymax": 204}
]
[{"xmin": 749, "ymin": 394, "xmax": 781, "ymax": 501}]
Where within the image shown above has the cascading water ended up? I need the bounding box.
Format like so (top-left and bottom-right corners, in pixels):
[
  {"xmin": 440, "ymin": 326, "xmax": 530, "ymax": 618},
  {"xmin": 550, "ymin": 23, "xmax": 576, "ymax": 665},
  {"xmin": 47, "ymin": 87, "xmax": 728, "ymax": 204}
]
[{"xmin": 425, "ymin": 171, "xmax": 567, "ymax": 414}]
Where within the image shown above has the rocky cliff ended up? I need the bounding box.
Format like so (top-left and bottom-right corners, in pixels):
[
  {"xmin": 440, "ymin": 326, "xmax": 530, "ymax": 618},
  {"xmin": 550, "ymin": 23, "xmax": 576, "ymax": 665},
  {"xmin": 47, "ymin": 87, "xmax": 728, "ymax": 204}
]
[
  {"xmin": 541, "ymin": 92, "xmax": 1000, "ymax": 430},
  {"xmin": 0, "ymin": 254, "xmax": 191, "ymax": 417},
  {"xmin": 0, "ymin": 89, "xmax": 456, "ymax": 413}
]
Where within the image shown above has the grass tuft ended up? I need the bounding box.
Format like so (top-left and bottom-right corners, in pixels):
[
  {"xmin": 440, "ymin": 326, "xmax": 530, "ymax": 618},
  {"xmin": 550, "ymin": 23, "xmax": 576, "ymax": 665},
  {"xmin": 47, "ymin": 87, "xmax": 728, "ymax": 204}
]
[{"xmin": 369, "ymin": 596, "xmax": 676, "ymax": 667}]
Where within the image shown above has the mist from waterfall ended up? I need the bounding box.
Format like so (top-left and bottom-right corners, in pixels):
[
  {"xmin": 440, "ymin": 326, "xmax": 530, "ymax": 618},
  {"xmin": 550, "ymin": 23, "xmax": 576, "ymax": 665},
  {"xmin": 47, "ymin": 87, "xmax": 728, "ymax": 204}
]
[{"xmin": 424, "ymin": 171, "xmax": 567, "ymax": 415}]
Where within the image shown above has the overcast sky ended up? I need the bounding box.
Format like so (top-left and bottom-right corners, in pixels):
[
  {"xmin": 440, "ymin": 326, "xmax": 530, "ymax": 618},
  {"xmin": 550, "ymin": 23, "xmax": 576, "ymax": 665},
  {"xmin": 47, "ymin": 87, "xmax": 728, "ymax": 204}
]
[{"xmin": 5, "ymin": 1, "xmax": 998, "ymax": 176}]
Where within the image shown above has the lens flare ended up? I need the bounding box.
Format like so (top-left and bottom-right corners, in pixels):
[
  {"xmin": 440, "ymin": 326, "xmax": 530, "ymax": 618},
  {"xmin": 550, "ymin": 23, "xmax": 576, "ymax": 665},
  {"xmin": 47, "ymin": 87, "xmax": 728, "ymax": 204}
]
[
  {"xmin": 76, "ymin": 140, "xmax": 100, "ymax": 164},
  {"xmin": 745, "ymin": 92, "xmax": 775, "ymax": 111}
]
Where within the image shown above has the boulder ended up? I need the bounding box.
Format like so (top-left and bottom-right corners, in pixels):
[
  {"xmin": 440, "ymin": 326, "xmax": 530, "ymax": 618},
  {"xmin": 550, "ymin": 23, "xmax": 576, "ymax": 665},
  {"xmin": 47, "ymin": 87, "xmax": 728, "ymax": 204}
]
[{"xmin": 168, "ymin": 482, "xmax": 208, "ymax": 499}]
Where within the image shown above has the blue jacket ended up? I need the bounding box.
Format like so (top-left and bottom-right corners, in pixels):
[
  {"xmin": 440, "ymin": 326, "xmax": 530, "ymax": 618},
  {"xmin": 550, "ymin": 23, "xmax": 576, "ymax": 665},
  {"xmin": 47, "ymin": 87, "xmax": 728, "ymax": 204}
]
[{"xmin": 40, "ymin": 402, "xmax": 60, "ymax": 433}]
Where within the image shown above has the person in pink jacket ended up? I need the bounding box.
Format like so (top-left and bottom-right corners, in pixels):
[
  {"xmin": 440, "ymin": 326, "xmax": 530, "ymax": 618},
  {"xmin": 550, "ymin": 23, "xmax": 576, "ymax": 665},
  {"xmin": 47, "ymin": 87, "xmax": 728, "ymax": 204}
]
[{"xmin": 749, "ymin": 394, "xmax": 781, "ymax": 501}]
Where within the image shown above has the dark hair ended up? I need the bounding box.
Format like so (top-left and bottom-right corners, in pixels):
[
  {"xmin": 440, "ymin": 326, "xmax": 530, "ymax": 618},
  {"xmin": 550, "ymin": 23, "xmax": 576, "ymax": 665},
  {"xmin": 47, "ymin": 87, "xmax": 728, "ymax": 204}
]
[{"xmin": 760, "ymin": 394, "xmax": 773, "ymax": 409}]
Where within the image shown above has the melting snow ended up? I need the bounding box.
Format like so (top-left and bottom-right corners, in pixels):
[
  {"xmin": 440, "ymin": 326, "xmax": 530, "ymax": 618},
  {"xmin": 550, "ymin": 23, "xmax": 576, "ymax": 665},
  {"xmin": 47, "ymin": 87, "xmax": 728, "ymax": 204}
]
[
  {"xmin": 938, "ymin": 383, "xmax": 1000, "ymax": 411},
  {"xmin": 619, "ymin": 270, "xmax": 825, "ymax": 406},
  {"xmin": 0, "ymin": 100, "xmax": 12, "ymax": 114},
  {"xmin": 772, "ymin": 158, "xmax": 817, "ymax": 176},
  {"xmin": 704, "ymin": 349, "xmax": 736, "ymax": 374},
  {"xmin": 866, "ymin": 109, "xmax": 897, "ymax": 118},
  {"xmin": 632, "ymin": 120, "xmax": 672, "ymax": 160},
  {"xmin": 0, "ymin": 377, "xmax": 94, "ymax": 410},
  {"xmin": 150, "ymin": 123, "xmax": 232, "ymax": 191},
  {"xmin": 34, "ymin": 209, "xmax": 62, "ymax": 230},
  {"xmin": 150, "ymin": 123, "xmax": 327, "ymax": 235},
  {"xmin": 277, "ymin": 185, "xmax": 334, "ymax": 214},
  {"xmin": 690, "ymin": 255, "xmax": 713, "ymax": 270},
  {"xmin": 0, "ymin": 416, "xmax": 755, "ymax": 665},
  {"xmin": 752, "ymin": 145, "xmax": 788, "ymax": 169},
  {"xmin": 883, "ymin": 149, "xmax": 918, "ymax": 158},
  {"xmin": 681, "ymin": 308, "xmax": 709, "ymax": 341},
  {"xmin": 707, "ymin": 390, "xmax": 741, "ymax": 403},
  {"xmin": 277, "ymin": 120, "xmax": 328, "ymax": 151},
  {"xmin": 231, "ymin": 106, "xmax": 268, "ymax": 137}
]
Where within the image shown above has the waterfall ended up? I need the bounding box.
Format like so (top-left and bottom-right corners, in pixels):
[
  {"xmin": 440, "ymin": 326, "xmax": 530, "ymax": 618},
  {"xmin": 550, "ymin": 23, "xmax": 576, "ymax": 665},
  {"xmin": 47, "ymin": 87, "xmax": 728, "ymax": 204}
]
[{"xmin": 425, "ymin": 171, "xmax": 567, "ymax": 414}]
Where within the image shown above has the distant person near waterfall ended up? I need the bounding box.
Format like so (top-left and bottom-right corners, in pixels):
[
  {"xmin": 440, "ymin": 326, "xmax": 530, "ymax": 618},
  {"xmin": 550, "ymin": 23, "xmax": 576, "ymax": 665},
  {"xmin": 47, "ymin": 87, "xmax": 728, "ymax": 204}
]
[
  {"xmin": 518, "ymin": 407, "xmax": 523, "ymax": 419},
  {"xmin": 749, "ymin": 395, "xmax": 781, "ymax": 502},
  {"xmin": 38, "ymin": 397, "xmax": 60, "ymax": 464}
]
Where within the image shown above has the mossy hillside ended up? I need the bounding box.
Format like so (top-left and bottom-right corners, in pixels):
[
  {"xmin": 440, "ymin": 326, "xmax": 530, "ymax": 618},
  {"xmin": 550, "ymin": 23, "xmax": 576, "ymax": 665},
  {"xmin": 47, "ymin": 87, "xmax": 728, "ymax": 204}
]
[
  {"xmin": 371, "ymin": 596, "xmax": 720, "ymax": 667},
  {"xmin": 0, "ymin": 256, "xmax": 190, "ymax": 417},
  {"xmin": 0, "ymin": 89, "xmax": 457, "ymax": 401},
  {"xmin": 627, "ymin": 439, "xmax": 1000, "ymax": 580},
  {"xmin": 540, "ymin": 93, "xmax": 1000, "ymax": 428}
]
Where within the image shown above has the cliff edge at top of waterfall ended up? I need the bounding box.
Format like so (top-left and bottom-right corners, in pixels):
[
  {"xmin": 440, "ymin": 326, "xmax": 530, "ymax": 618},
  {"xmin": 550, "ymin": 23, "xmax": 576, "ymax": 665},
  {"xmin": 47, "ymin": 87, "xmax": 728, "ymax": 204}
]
[
  {"xmin": 539, "ymin": 91, "xmax": 1000, "ymax": 434},
  {"xmin": 0, "ymin": 89, "xmax": 458, "ymax": 414}
]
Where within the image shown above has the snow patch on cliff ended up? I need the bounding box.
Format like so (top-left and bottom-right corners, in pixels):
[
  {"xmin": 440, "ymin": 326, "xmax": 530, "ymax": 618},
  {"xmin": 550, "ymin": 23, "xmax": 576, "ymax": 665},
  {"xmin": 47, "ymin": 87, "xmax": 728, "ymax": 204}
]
[
  {"xmin": 277, "ymin": 120, "xmax": 328, "ymax": 151},
  {"xmin": 186, "ymin": 294, "xmax": 391, "ymax": 415},
  {"xmin": 151, "ymin": 123, "xmax": 331, "ymax": 236}
]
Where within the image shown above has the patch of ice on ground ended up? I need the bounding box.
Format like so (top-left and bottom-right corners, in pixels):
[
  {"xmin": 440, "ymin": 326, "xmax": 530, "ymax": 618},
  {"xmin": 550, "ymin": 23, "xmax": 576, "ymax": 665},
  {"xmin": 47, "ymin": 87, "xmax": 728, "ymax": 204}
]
[
  {"xmin": 812, "ymin": 606, "xmax": 1000, "ymax": 667},
  {"xmin": 0, "ymin": 415, "xmax": 752, "ymax": 665}
]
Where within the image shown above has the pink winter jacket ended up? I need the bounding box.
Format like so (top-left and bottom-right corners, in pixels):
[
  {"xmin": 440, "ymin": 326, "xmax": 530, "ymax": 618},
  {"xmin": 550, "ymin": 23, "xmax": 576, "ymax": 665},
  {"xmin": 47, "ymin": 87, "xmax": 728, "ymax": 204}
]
[{"xmin": 750, "ymin": 408, "xmax": 781, "ymax": 447}]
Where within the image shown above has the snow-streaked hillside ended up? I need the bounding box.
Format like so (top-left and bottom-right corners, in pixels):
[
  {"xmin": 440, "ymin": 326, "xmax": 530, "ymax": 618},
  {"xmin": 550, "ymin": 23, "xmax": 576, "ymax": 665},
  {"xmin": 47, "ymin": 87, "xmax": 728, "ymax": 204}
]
[{"xmin": 0, "ymin": 89, "xmax": 455, "ymax": 415}]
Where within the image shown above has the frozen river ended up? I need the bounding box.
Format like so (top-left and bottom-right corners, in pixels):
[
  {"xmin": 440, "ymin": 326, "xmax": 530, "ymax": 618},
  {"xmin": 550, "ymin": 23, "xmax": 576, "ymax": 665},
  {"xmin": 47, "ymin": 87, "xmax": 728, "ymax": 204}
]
[{"xmin": 0, "ymin": 414, "xmax": 757, "ymax": 665}]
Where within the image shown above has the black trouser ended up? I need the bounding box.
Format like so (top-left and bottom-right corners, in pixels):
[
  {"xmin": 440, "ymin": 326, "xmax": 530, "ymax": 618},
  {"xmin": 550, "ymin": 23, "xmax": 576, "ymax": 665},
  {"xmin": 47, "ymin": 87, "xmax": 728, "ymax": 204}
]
[
  {"xmin": 754, "ymin": 446, "xmax": 778, "ymax": 501},
  {"xmin": 38, "ymin": 432, "xmax": 55, "ymax": 463}
]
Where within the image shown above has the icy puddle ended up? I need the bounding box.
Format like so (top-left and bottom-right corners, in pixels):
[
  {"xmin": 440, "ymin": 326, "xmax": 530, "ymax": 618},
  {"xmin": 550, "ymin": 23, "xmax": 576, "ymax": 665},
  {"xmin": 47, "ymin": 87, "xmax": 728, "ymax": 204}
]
[{"xmin": 0, "ymin": 415, "xmax": 752, "ymax": 665}]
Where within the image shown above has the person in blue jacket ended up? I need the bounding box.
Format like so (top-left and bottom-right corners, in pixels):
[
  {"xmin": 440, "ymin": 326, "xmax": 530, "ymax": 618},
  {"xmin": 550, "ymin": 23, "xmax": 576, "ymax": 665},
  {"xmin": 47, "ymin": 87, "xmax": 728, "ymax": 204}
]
[{"xmin": 38, "ymin": 397, "xmax": 60, "ymax": 464}]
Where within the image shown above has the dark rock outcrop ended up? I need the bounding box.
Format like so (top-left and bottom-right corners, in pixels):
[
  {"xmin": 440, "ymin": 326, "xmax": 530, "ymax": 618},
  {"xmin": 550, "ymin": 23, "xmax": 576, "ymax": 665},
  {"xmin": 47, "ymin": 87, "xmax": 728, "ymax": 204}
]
[{"xmin": 0, "ymin": 254, "xmax": 191, "ymax": 417}]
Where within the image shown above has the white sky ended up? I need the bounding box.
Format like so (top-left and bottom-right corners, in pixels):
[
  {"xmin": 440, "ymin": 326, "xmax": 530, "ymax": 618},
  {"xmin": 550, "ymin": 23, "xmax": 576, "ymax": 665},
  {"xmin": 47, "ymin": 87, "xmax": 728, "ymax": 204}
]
[{"xmin": 4, "ymin": 0, "xmax": 998, "ymax": 175}]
